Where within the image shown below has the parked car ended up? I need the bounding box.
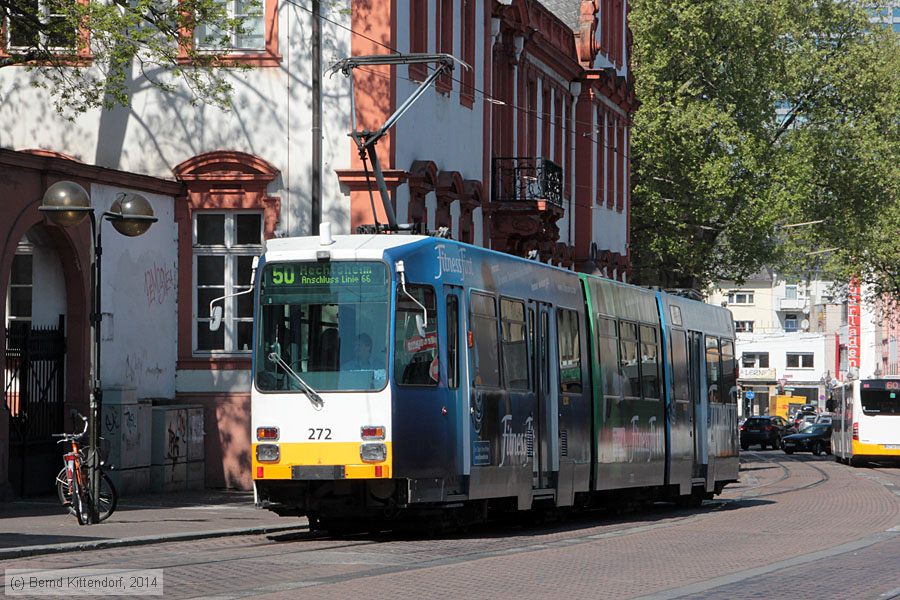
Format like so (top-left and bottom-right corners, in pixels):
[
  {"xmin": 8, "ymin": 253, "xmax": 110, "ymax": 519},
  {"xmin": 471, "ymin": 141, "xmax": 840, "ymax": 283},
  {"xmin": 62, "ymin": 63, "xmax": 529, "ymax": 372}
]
[
  {"xmin": 740, "ymin": 416, "xmax": 789, "ymax": 450},
  {"xmin": 815, "ymin": 413, "xmax": 833, "ymax": 425},
  {"xmin": 789, "ymin": 412, "xmax": 817, "ymax": 431},
  {"xmin": 800, "ymin": 404, "xmax": 818, "ymax": 414},
  {"xmin": 782, "ymin": 424, "xmax": 833, "ymax": 456}
]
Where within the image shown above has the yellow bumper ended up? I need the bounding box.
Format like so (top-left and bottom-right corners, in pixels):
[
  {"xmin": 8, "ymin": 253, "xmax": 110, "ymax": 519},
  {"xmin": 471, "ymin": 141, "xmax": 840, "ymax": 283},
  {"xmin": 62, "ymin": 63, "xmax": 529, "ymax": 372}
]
[
  {"xmin": 852, "ymin": 440, "xmax": 900, "ymax": 456},
  {"xmin": 252, "ymin": 442, "xmax": 393, "ymax": 480}
]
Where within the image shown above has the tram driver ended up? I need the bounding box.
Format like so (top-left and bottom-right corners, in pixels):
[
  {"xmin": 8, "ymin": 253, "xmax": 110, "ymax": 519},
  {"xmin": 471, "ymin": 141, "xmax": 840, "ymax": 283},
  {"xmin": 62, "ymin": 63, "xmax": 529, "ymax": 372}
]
[{"xmin": 344, "ymin": 333, "xmax": 374, "ymax": 370}]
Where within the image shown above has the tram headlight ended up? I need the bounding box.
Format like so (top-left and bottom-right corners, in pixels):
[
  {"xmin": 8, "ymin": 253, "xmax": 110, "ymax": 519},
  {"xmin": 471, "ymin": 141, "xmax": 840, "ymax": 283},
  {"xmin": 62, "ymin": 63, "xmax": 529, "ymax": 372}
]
[
  {"xmin": 256, "ymin": 444, "xmax": 280, "ymax": 462},
  {"xmin": 360, "ymin": 443, "xmax": 387, "ymax": 463}
]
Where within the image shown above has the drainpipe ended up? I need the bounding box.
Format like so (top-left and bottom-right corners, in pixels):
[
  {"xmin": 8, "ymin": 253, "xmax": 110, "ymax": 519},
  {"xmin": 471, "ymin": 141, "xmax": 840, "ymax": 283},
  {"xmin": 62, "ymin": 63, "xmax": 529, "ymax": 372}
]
[
  {"xmin": 568, "ymin": 81, "xmax": 581, "ymax": 248},
  {"xmin": 311, "ymin": 0, "xmax": 322, "ymax": 232}
]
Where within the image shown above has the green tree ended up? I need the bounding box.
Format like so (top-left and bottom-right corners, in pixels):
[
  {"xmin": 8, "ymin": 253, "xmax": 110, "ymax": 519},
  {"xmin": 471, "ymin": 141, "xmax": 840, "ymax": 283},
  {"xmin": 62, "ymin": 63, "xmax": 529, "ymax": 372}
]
[
  {"xmin": 0, "ymin": 0, "xmax": 261, "ymax": 116},
  {"xmin": 629, "ymin": 0, "xmax": 900, "ymax": 296}
]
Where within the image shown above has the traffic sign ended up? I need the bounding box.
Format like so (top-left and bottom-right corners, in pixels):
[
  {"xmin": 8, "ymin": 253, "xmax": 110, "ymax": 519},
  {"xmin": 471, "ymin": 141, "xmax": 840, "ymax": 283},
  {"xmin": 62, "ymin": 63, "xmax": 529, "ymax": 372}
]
[{"xmin": 744, "ymin": 390, "xmax": 755, "ymax": 400}]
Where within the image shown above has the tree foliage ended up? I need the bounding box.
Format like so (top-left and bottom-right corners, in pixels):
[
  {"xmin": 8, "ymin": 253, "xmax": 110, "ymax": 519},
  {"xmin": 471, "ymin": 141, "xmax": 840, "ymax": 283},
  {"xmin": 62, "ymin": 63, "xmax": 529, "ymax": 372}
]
[
  {"xmin": 0, "ymin": 0, "xmax": 261, "ymax": 116},
  {"xmin": 629, "ymin": 0, "xmax": 900, "ymax": 298}
]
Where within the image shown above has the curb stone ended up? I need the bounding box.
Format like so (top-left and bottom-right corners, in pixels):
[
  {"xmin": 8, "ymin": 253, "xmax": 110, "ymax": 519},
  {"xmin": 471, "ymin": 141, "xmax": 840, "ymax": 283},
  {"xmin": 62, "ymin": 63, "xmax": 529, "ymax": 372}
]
[{"xmin": 0, "ymin": 523, "xmax": 307, "ymax": 561}]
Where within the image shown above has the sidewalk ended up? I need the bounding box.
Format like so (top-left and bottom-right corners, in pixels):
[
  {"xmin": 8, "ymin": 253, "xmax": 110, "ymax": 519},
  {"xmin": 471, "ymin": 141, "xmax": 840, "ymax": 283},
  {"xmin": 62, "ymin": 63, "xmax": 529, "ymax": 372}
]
[{"xmin": 0, "ymin": 490, "xmax": 307, "ymax": 560}]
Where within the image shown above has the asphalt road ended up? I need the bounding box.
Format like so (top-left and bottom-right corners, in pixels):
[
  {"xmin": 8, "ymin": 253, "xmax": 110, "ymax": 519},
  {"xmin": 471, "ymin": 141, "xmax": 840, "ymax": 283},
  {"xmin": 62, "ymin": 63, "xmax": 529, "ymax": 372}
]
[{"xmin": 3, "ymin": 452, "xmax": 899, "ymax": 599}]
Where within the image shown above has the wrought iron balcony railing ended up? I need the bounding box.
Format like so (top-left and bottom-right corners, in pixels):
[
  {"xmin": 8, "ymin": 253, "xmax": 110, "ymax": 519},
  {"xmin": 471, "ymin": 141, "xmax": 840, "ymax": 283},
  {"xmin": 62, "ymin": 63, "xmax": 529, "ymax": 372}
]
[{"xmin": 492, "ymin": 157, "xmax": 563, "ymax": 207}]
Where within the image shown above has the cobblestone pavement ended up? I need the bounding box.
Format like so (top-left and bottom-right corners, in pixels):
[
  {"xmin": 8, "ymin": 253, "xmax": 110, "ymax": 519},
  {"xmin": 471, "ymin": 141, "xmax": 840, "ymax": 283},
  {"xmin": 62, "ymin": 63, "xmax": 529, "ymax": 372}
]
[
  {"xmin": 0, "ymin": 490, "xmax": 301, "ymax": 556},
  {"xmin": 2, "ymin": 452, "xmax": 899, "ymax": 599}
]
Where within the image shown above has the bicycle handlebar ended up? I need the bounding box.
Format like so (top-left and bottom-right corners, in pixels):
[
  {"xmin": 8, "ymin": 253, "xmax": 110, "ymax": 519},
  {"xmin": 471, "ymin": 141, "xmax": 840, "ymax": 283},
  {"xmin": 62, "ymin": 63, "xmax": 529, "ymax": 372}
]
[{"xmin": 53, "ymin": 412, "xmax": 89, "ymax": 442}]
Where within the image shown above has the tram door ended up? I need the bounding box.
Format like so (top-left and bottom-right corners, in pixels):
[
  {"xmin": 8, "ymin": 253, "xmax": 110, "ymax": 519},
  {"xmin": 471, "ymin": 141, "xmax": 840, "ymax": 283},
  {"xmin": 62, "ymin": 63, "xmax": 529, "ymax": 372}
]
[
  {"xmin": 688, "ymin": 331, "xmax": 707, "ymax": 478},
  {"xmin": 530, "ymin": 303, "xmax": 553, "ymax": 489}
]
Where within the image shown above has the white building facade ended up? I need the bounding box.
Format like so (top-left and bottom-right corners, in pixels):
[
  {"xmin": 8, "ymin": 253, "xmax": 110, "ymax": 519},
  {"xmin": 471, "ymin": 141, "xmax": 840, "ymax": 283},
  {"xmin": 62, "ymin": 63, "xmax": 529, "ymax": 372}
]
[
  {"xmin": 708, "ymin": 271, "xmax": 880, "ymax": 417},
  {"xmin": 2, "ymin": 1, "xmax": 636, "ymax": 495}
]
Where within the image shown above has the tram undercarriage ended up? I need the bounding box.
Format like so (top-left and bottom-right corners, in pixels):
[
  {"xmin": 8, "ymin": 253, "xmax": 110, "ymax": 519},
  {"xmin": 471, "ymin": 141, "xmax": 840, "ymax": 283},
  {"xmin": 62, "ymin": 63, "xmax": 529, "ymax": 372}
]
[{"xmin": 255, "ymin": 476, "xmax": 731, "ymax": 534}]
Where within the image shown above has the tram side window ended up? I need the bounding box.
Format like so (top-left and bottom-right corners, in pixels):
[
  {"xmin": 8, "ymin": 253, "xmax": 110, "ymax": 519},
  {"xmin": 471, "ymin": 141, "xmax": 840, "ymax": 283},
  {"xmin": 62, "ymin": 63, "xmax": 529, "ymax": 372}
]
[
  {"xmin": 557, "ymin": 309, "xmax": 582, "ymax": 393},
  {"xmin": 670, "ymin": 330, "xmax": 689, "ymax": 401},
  {"xmin": 720, "ymin": 339, "xmax": 736, "ymax": 404},
  {"xmin": 501, "ymin": 298, "xmax": 529, "ymax": 390},
  {"xmin": 395, "ymin": 285, "xmax": 439, "ymax": 386},
  {"xmin": 639, "ymin": 325, "xmax": 661, "ymax": 400},
  {"xmin": 596, "ymin": 316, "xmax": 621, "ymax": 398},
  {"xmin": 706, "ymin": 336, "xmax": 721, "ymax": 403},
  {"xmin": 471, "ymin": 293, "xmax": 501, "ymax": 387},
  {"xmin": 620, "ymin": 321, "xmax": 640, "ymax": 398},
  {"xmin": 447, "ymin": 295, "xmax": 459, "ymax": 389}
]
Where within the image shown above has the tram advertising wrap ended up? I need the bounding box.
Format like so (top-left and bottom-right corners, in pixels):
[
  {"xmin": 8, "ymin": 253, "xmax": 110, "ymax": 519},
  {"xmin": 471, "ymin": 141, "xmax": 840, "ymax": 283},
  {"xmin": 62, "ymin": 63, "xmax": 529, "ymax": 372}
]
[{"xmin": 250, "ymin": 233, "xmax": 739, "ymax": 529}]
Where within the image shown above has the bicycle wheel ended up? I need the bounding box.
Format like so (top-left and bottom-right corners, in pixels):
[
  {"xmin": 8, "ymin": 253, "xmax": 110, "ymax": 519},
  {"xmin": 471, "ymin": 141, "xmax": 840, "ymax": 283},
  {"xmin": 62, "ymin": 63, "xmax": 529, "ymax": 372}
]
[
  {"xmin": 58, "ymin": 468, "xmax": 118, "ymax": 522},
  {"xmin": 92, "ymin": 471, "xmax": 118, "ymax": 522},
  {"xmin": 56, "ymin": 467, "xmax": 76, "ymax": 516},
  {"xmin": 71, "ymin": 477, "xmax": 91, "ymax": 526}
]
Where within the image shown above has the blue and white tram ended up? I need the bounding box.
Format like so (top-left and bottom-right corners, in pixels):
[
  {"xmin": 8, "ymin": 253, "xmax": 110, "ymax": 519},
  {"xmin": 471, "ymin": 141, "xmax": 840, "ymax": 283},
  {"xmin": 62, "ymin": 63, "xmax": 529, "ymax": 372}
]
[{"xmin": 251, "ymin": 232, "xmax": 738, "ymax": 524}]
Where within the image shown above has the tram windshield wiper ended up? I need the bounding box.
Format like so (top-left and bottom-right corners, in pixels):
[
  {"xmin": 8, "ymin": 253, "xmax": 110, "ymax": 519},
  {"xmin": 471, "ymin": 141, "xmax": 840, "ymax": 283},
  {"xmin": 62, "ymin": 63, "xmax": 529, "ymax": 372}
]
[{"xmin": 267, "ymin": 352, "xmax": 324, "ymax": 410}]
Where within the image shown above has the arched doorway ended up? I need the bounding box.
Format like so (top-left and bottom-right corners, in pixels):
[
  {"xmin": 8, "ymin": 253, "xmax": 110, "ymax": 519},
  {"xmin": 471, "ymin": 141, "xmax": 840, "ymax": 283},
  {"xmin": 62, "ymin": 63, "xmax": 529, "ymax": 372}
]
[{"xmin": 4, "ymin": 225, "xmax": 81, "ymax": 496}]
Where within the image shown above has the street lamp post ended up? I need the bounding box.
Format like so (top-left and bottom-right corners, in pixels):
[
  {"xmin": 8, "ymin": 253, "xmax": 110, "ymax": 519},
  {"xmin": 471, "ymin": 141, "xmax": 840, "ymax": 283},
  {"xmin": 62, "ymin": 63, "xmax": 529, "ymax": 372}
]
[{"xmin": 40, "ymin": 182, "xmax": 157, "ymax": 524}]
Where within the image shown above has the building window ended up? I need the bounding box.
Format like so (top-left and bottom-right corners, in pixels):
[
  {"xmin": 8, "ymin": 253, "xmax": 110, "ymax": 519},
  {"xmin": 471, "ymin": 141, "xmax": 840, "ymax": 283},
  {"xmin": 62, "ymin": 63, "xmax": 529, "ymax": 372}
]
[
  {"xmin": 6, "ymin": 251, "xmax": 33, "ymax": 338},
  {"xmin": 4, "ymin": 0, "xmax": 76, "ymax": 51},
  {"xmin": 459, "ymin": 0, "xmax": 475, "ymax": 107},
  {"xmin": 727, "ymin": 291, "xmax": 754, "ymax": 305},
  {"xmin": 184, "ymin": 0, "xmax": 280, "ymax": 66},
  {"xmin": 741, "ymin": 352, "xmax": 769, "ymax": 368},
  {"xmin": 195, "ymin": 0, "xmax": 264, "ymax": 50},
  {"xmin": 436, "ymin": 0, "xmax": 453, "ymax": 93},
  {"xmin": 409, "ymin": 0, "xmax": 428, "ymax": 81},
  {"xmin": 784, "ymin": 284, "xmax": 798, "ymax": 300},
  {"xmin": 784, "ymin": 313, "xmax": 798, "ymax": 332},
  {"xmin": 193, "ymin": 212, "xmax": 262, "ymax": 353},
  {"xmin": 786, "ymin": 353, "xmax": 814, "ymax": 369},
  {"xmin": 1, "ymin": 0, "xmax": 90, "ymax": 60},
  {"xmin": 734, "ymin": 321, "xmax": 754, "ymax": 333}
]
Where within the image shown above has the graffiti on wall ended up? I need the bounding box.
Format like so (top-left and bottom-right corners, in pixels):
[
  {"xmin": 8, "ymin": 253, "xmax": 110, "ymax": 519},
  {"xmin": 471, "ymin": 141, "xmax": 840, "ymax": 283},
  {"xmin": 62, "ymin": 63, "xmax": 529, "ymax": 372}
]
[{"xmin": 144, "ymin": 262, "xmax": 175, "ymax": 307}]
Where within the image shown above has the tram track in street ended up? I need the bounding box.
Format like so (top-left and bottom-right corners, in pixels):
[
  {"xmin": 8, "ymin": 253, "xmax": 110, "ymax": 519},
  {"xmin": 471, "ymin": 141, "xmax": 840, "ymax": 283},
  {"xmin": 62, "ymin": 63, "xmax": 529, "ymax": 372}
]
[
  {"xmin": 729, "ymin": 451, "xmax": 831, "ymax": 500},
  {"xmin": 47, "ymin": 497, "xmax": 737, "ymax": 583}
]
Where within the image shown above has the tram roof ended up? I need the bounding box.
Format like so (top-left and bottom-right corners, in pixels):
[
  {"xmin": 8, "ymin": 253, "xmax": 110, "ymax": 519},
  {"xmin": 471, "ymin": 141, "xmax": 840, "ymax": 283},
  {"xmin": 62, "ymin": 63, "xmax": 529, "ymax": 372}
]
[{"xmin": 264, "ymin": 234, "xmax": 430, "ymax": 262}]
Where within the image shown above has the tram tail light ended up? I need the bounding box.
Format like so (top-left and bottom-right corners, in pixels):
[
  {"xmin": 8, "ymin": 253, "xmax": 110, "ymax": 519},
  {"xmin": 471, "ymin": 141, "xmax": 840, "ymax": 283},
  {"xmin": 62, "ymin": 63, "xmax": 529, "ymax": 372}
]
[
  {"xmin": 852, "ymin": 423, "xmax": 859, "ymax": 441},
  {"xmin": 257, "ymin": 427, "xmax": 279, "ymax": 441},
  {"xmin": 361, "ymin": 426, "xmax": 385, "ymax": 440}
]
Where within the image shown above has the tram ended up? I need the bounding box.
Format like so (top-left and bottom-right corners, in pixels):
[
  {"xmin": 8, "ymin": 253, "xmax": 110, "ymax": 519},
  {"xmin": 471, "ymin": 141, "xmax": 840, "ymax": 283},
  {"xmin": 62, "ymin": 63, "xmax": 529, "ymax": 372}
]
[
  {"xmin": 249, "ymin": 230, "xmax": 739, "ymax": 526},
  {"xmin": 832, "ymin": 379, "xmax": 900, "ymax": 466}
]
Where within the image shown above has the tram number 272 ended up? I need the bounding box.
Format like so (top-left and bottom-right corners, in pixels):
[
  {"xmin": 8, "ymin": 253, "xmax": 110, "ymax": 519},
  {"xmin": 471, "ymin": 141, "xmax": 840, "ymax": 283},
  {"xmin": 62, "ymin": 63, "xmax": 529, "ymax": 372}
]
[{"xmin": 308, "ymin": 428, "xmax": 332, "ymax": 440}]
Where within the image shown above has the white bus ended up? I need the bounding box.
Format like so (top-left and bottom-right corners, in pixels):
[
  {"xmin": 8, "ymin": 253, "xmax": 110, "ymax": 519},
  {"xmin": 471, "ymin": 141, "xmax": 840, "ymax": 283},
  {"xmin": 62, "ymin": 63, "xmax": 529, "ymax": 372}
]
[{"xmin": 832, "ymin": 379, "xmax": 900, "ymax": 466}]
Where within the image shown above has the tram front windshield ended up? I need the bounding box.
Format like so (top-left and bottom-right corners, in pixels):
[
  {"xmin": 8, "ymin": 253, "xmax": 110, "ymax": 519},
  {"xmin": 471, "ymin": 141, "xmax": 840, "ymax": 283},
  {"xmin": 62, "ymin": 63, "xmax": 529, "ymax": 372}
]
[{"xmin": 256, "ymin": 261, "xmax": 389, "ymax": 392}]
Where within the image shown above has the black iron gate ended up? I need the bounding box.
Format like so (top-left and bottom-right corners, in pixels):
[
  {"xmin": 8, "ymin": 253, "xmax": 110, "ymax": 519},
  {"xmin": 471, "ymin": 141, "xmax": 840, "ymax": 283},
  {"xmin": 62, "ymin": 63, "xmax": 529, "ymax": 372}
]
[{"xmin": 5, "ymin": 316, "xmax": 66, "ymax": 497}]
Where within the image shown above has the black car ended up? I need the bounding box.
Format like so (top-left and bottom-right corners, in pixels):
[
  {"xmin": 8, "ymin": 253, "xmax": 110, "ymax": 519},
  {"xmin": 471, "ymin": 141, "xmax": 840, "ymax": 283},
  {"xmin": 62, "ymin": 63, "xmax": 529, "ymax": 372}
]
[
  {"xmin": 740, "ymin": 416, "xmax": 789, "ymax": 450},
  {"xmin": 782, "ymin": 424, "xmax": 832, "ymax": 456}
]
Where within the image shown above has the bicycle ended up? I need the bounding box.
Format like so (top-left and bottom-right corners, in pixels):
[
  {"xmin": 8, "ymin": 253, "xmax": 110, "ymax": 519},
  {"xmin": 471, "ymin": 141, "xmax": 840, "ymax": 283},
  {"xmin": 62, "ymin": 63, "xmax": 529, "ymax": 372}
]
[{"xmin": 54, "ymin": 413, "xmax": 118, "ymax": 524}]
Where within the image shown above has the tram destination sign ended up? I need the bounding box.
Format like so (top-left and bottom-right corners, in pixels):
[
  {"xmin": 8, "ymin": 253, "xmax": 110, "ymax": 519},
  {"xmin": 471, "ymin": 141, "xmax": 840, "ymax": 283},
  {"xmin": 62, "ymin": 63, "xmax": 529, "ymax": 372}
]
[{"xmin": 265, "ymin": 262, "xmax": 385, "ymax": 288}]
